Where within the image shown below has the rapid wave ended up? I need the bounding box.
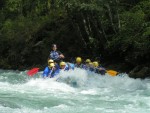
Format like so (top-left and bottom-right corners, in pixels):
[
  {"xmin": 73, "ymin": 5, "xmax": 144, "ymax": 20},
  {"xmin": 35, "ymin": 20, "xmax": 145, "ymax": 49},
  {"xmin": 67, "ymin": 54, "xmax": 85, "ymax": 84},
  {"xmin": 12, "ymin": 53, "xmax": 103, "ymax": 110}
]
[{"xmin": 0, "ymin": 69, "xmax": 150, "ymax": 113}]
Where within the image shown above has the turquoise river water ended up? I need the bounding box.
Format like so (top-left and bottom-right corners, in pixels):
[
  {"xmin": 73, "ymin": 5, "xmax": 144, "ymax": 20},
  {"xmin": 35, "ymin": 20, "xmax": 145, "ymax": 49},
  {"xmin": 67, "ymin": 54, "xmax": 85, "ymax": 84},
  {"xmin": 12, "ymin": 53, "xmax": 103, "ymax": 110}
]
[{"xmin": 0, "ymin": 69, "xmax": 150, "ymax": 113}]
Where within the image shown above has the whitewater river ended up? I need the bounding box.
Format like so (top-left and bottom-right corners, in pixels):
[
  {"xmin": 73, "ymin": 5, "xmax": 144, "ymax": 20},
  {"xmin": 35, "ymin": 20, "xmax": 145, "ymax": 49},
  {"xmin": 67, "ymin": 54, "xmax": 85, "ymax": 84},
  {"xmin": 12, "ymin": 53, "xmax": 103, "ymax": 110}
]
[{"xmin": 0, "ymin": 69, "xmax": 150, "ymax": 113}]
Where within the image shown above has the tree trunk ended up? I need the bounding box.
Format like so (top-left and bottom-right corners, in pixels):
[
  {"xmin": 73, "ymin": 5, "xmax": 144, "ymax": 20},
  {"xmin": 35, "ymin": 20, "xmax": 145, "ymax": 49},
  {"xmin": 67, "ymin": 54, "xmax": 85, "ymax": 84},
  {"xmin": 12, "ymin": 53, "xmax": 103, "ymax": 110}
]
[
  {"xmin": 105, "ymin": 4, "xmax": 117, "ymax": 34},
  {"xmin": 116, "ymin": 0, "xmax": 121, "ymax": 31}
]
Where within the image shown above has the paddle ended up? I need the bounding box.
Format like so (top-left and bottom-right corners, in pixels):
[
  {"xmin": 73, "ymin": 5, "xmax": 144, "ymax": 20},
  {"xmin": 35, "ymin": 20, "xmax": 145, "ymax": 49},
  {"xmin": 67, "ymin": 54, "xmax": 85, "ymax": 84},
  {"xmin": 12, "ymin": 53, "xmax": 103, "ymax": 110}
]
[
  {"xmin": 27, "ymin": 68, "xmax": 39, "ymax": 76},
  {"xmin": 48, "ymin": 67, "xmax": 54, "ymax": 78},
  {"xmin": 106, "ymin": 70, "xmax": 118, "ymax": 76}
]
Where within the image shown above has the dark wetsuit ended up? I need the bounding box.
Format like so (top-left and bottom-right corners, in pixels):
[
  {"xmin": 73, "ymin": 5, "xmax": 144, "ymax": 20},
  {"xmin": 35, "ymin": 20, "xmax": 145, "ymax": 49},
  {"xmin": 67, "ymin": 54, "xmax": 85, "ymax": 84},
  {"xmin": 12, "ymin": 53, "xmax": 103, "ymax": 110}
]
[{"xmin": 49, "ymin": 50, "xmax": 62, "ymax": 63}]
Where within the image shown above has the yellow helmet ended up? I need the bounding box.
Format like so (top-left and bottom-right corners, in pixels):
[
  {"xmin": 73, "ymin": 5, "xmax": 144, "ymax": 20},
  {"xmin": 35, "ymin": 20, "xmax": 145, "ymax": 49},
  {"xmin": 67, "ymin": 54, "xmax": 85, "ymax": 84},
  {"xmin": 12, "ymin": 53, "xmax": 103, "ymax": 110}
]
[
  {"xmin": 89, "ymin": 62, "xmax": 94, "ymax": 66},
  {"xmin": 76, "ymin": 57, "xmax": 82, "ymax": 63},
  {"xmin": 60, "ymin": 61, "xmax": 66, "ymax": 66},
  {"xmin": 85, "ymin": 59, "xmax": 91, "ymax": 63},
  {"xmin": 93, "ymin": 61, "xmax": 99, "ymax": 67},
  {"xmin": 48, "ymin": 59, "xmax": 54, "ymax": 64},
  {"xmin": 49, "ymin": 63, "xmax": 55, "ymax": 68}
]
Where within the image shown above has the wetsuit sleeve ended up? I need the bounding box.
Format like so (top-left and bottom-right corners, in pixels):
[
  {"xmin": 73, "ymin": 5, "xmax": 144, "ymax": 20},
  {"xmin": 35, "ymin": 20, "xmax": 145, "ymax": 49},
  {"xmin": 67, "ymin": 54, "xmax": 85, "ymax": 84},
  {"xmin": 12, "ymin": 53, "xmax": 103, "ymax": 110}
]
[
  {"xmin": 49, "ymin": 51, "xmax": 54, "ymax": 59},
  {"xmin": 57, "ymin": 51, "xmax": 62, "ymax": 55},
  {"xmin": 68, "ymin": 63, "xmax": 75, "ymax": 70},
  {"xmin": 42, "ymin": 67, "xmax": 49, "ymax": 77}
]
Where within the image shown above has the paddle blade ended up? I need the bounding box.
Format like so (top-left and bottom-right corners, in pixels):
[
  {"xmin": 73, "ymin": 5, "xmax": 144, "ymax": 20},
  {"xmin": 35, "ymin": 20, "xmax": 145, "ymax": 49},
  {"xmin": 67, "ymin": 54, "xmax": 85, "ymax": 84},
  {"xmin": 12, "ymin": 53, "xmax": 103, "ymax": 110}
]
[
  {"xmin": 27, "ymin": 68, "xmax": 39, "ymax": 76},
  {"xmin": 107, "ymin": 70, "xmax": 118, "ymax": 76}
]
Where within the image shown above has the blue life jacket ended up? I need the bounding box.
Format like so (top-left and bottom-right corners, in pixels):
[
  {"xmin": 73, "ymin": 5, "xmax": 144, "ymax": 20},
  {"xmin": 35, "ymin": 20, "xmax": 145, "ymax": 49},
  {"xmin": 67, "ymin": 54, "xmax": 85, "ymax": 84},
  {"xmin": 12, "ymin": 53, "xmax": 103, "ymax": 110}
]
[
  {"xmin": 67, "ymin": 63, "xmax": 75, "ymax": 70},
  {"xmin": 64, "ymin": 64, "xmax": 70, "ymax": 71},
  {"xmin": 50, "ymin": 69, "xmax": 60, "ymax": 78},
  {"xmin": 82, "ymin": 64, "xmax": 89, "ymax": 70},
  {"xmin": 59, "ymin": 63, "xmax": 75, "ymax": 71},
  {"xmin": 42, "ymin": 67, "xmax": 51, "ymax": 78},
  {"xmin": 42, "ymin": 66, "xmax": 60, "ymax": 78},
  {"xmin": 75, "ymin": 64, "xmax": 84, "ymax": 68}
]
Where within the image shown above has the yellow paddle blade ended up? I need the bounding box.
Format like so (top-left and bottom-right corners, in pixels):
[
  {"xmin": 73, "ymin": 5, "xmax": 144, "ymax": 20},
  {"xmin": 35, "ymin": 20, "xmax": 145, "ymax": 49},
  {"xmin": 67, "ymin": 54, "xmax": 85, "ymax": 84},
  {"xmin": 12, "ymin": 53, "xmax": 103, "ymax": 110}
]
[{"xmin": 107, "ymin": 70, "xmax": 118, "ymax": 76}]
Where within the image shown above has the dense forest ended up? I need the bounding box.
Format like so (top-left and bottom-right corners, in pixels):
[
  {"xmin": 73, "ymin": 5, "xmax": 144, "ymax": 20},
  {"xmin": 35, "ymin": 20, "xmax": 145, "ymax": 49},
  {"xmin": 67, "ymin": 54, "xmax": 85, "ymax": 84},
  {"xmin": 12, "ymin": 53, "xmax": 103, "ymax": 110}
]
[{"xmin": 0, "ymin": 0, "xmax": 150, "ymax": 78}]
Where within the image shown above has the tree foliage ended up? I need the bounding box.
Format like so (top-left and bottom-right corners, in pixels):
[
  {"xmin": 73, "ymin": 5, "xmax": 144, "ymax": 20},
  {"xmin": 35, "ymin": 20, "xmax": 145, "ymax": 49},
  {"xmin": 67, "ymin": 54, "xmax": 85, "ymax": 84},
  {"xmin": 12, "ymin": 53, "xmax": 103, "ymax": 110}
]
[{"xmin": 0, "ymin": 0, "xmax": 149, "ymax": 70}]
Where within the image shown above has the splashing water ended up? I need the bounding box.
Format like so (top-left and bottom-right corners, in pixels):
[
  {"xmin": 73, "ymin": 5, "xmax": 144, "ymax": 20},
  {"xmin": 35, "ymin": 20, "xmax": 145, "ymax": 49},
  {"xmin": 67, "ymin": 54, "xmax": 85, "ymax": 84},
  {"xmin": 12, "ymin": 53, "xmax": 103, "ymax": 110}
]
[{"xmin": 0, "ymin": 69, "xmax": 150, "ymax": 113}]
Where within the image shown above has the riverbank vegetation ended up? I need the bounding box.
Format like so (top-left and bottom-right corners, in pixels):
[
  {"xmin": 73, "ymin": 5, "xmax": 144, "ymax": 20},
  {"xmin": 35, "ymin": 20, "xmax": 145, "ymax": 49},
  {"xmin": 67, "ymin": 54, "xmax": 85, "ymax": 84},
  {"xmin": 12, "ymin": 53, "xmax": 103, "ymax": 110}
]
[{"xmin": 0, "ymin": 0, "xmax": 150, "ymax": 78}]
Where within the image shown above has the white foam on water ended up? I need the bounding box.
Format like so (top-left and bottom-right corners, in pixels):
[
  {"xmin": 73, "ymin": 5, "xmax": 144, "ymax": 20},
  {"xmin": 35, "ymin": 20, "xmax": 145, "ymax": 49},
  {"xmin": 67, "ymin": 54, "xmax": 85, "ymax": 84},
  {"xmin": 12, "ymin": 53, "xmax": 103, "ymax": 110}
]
[
  {"xmin": 0, "ymin": 69, "xmax": 150, "ymax": 113},
  {"xmin": 80, "ymin": 89, "xmax": 98, "ymax": 95},
  {"xmin": 57, "ymin": 68, "xmax": 88, "ymax": 86},
  {"xmin": 24, "ymin": 78, "xmax": 76, "ymax": 93}
]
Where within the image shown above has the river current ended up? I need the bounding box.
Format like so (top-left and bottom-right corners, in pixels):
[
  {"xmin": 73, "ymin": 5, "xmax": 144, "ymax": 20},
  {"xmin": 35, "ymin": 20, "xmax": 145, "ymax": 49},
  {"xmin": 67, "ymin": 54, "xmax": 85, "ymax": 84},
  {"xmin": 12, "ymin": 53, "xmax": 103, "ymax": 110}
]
[{"xmin": 0, "ymin": 69, "xmax": 150, "ymax": 113}]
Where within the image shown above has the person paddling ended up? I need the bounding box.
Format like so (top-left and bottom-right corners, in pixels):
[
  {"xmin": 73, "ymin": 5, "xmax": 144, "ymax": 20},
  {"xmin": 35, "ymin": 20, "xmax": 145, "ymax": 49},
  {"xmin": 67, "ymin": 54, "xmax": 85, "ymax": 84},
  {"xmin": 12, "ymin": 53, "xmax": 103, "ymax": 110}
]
[
  {"xmin": 75, "ymin": 57, "xmax": 84, "ymax": 68},
  {"xmin": 82, "ymin": 59, "xmax": 91, "ymax": 70},
  {"xmin": 93, "ymin": 61, "xmax": 106, "ymax": 75},
  {"xmin": 42, "ymin": 63, "xmax": 60, "ymax": 78},
  {"xmin": 48, "ymin": 59, "xmax": 54, "ymax": 65},
  {"xmin": 49, "ymin": 44, "xmax": 64, "ymax": 64},
  {"xmin": 59, "ymin": 61, "xmax": 74, "ymax": 71}
]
